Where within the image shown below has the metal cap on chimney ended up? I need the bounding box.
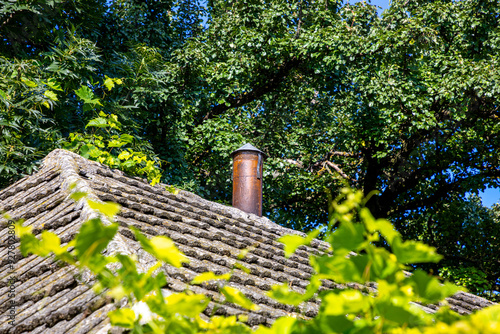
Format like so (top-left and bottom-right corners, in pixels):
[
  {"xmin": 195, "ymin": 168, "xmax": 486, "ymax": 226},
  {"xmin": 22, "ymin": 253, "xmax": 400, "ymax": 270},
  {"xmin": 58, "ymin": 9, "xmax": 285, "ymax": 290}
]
[{"xmin": 231, "ymin": 143, "xmax": 266, "ymax": 217}]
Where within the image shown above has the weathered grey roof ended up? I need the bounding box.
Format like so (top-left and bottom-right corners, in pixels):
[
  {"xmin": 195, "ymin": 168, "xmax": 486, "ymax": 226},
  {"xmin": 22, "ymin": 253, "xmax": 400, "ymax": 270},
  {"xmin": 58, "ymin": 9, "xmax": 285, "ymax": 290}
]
[{"xmin": 0, "ymin": 149, "xmax": 495, "ymax": 333}]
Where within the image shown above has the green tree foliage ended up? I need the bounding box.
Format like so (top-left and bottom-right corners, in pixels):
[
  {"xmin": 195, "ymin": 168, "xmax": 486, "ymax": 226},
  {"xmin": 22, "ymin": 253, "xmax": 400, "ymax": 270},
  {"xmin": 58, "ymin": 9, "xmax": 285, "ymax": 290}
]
[
  {"xmin": 400, "ymin": 195, "xmax": 500, "ymax": 302},
  {"xmin": 1, "ymin": 0, "xmax": 499, "ymax": 296},
  {"xmin": 0, "ymin": 56, "xmax": 63, "ymax": 180},
  {"xmin": 0, "ymin": 0, "xmax": 106, "ymax": 57},
  {"xmin": 12, "ymin": 188, "xmax": 500, "ymax": 333}
]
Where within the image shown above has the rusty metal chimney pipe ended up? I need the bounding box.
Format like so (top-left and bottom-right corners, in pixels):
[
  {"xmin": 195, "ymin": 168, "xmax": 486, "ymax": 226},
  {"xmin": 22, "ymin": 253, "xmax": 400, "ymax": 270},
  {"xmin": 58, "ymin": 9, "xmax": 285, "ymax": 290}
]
[{"xmin": 231, "ymin": 144, "xmax": 266, "ymax": 216}]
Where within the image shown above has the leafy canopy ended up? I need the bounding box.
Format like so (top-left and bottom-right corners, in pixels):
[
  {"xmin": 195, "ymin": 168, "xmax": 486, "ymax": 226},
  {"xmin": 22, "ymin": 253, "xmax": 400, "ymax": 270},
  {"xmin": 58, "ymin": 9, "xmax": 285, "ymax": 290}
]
[{"xmin": 1, "ymin": 0, "xmax": 499, "ymax": 297}]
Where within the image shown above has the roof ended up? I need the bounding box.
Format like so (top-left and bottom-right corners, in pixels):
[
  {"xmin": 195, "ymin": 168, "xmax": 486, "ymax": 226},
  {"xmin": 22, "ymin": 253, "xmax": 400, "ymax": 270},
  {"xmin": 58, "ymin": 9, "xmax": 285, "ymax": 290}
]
[{"xmin": 0, "ymin": 149, "xmax": 495, "ymax": 333}]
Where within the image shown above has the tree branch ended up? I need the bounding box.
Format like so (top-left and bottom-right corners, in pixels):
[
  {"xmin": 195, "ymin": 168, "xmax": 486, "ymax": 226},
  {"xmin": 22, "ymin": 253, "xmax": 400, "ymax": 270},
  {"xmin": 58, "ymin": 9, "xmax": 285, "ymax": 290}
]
[
  {"xmin": 324, "ymin": 161, "xmax": 352, "ymax": 181},
  {"xmin": 391, "ymin": 168, "xmax": 500, "ymax": 216},
  {"xmin": 0, "ymin": 12, "xmax": 15, "ymax": 29},
  {"xmin": 294, "ymin": 1, "xmax": 303, "ymax": 39},
  {"xmin": 197, "ymin": 57, "xmax": 302, "ymax": 125},
  {"xmin": 328, "ymin": 151, "xmax": 360, "ymax": 158},
  {"xmin": 282, "ymin": 157, "xmax": 355, "ymax": 182}
]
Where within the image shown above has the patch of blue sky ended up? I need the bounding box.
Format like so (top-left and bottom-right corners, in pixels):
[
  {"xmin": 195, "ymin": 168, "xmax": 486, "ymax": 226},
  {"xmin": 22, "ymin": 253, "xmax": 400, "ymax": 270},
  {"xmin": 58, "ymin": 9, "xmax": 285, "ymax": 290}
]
[
  {"xmin": 477, "ymin": 188, "xmax": 500, "ymax": 207},
  {"xmin": 348, "ymin": 0, "xmax": 390, "ymax": 15}
]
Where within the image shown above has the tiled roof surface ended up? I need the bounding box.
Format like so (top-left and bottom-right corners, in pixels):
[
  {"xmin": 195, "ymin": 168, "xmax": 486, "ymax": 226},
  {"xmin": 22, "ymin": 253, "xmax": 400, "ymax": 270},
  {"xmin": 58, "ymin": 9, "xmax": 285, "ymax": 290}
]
[{"xmin": 0, "ymin": 149, "xmax": 495, "ymax": 333}]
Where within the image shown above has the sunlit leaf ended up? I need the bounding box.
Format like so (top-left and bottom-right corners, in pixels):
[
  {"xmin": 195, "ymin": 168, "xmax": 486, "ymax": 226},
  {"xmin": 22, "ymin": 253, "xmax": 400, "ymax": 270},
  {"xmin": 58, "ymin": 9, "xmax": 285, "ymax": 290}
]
[
  {"xmin": 266, "ymin": 283, "xmax": 306, "ymax": 306},
  {"xmin": 19, "ymin": 234, "xmax": 41, "ymax": 257},
  {"xmin": 118, "ymin": 150, "xmax": 132, "ymax": 160},
  {"xmin": 150, "ymin": 236, "xmax": 187, "ymax": 267},
  {"xmin": 21, "ymin": 77, "xmax": 37, "ymax": 87},
  {"xmin": 255, "ymin": 317, "xmax": 297, "ymax": 334},
  {"xmin": 44, "ymin": 78, "xmax": 63, "ymax": 91},
  {"xmin": 87, "ymin": 200, "xmax": 121, "ymax": 218},
  {"xmin": 321, "ymin": 290, "xmax": 370, "ymax": 315},
  {"xmin": 132, "ymin": 227, "xmax": 188, "ymax": 267},
  {"xmin": 328, "ymin": 221, "xmax": 366, "ymax": 251},
  {"xmin": 312, "ymin": 254, "xmax": 370, "ymax": 283},
  {"xmin": 86, "ymin": 117, "xmax": 108, "ymax": 128},
  {"xmin": 376, "ymin": 300, "xmax": 417, "ymax": 325},
  {"xmin": 278, "ymin": 229, "xmax": 320, "ymax": 258},
  {"xmin": 220, "ymin": 286, "xmax": 259, "ymax": 311},
  {"xmin": 120, "ymin": 134, "xmax": 134, "ymax": 143},
  {"xmin": 361, "ymin": 208, "xmax": 400, "ymax": 246},
  {"xmin": 164, "ymin": 293, "xmax": 210, "ymax": 317},
  {"xmin": 165, "ymin": 185, "xmax": 180, "ymax": 195},
  {"xmin": 393, "ymin": 238, "xmax": 443, "ymax": 264},
  {"xmin": 406, "ymin": 270, "xmax": 461, "ymax": 303},
  {"xmin": 75, "ymin": 86, "xmax": 102, "ymax": 106},
  {"xmin": 192, "ymin": 272, "xmax": 231, "ymax": 284},
  {"xmin": 104, "ymin": 75, "xmax": 115, "ymax": 91},
  {"xmin": 14, "ymin": 220, "xmax": 31, "ymax": 238},
  {"xmin": 108, "ymin": 308, "xmax": 136, "ymax": 328},
  {"xmin": 108, "ymin": 139, "xmax": 127, "ymax": 148},
  {"xmin": 44, "ymin": 90, "xmax": 58, "ymax": 101},
  {"xmin": 107, "ymin": 286, "xmax": 127, "ymax": 300},
  {"xmin": 74, "ymin": 218, "xmax": 118, "ymax": 265},
  {"xmin": 0, "ymin": 89, "xmax": 7, "ymax": 100}
]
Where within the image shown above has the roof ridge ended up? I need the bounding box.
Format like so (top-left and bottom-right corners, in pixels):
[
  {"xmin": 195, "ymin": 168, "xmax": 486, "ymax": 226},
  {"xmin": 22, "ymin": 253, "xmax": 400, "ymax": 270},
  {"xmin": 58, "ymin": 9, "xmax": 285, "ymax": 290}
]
[
  {"xmin": 42, "ymin": 149, "xmax": 141, "ymax": 274},
  {"xmin": 42, "ymin": 149, "xmax": 332, "ymax": 252}
]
